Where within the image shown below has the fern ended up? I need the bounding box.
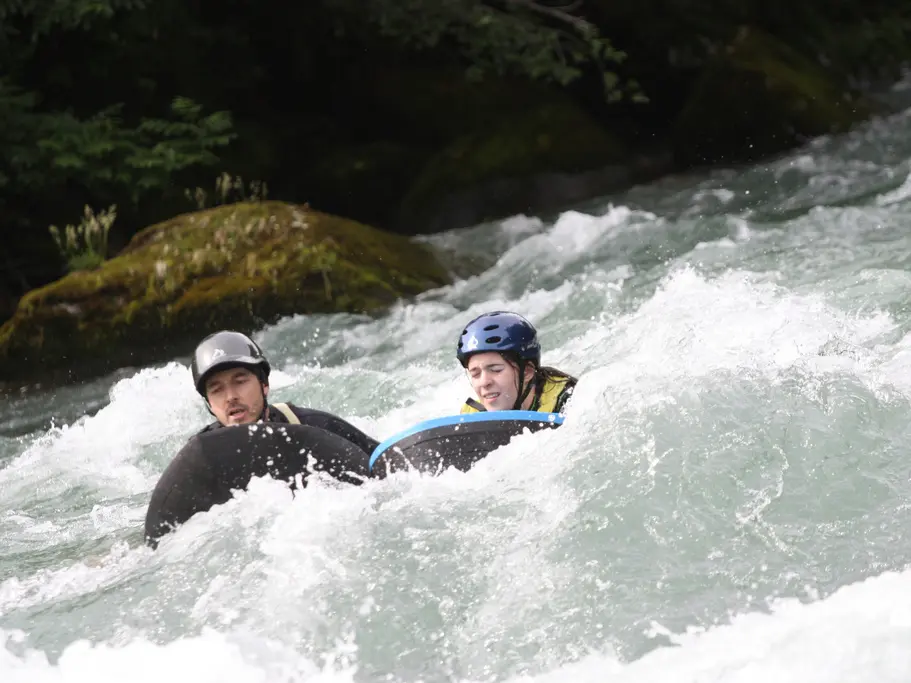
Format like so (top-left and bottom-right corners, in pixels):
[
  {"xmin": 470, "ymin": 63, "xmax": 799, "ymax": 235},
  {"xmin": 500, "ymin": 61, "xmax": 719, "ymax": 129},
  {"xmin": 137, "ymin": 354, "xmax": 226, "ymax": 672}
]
[{"xmin": 0, "ymin": 80, "xmax": 236, "ymax": 200}]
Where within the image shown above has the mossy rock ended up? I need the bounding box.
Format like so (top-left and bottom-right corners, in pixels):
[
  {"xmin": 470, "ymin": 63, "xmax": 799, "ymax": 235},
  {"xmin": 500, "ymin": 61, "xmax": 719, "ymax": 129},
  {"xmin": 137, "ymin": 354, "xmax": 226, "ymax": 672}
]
[
  {"xmin": 0, "ymin": 201, "xmax": 451, "ymax": 386},
  {"xmin": 673, "ymin": 25, "xmax": 873, "ymax": 165},
  {"xmin": 397, "ymin": 99, "xmax": 630, "ymax": 232}
]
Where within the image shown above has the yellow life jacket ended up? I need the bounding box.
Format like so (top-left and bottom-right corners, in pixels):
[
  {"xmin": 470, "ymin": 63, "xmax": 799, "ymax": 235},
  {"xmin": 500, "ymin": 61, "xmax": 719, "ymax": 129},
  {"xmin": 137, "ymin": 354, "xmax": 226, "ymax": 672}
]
[{"xmin": 460, "ymin": 373, "xmax": 576, "ymax": 414}]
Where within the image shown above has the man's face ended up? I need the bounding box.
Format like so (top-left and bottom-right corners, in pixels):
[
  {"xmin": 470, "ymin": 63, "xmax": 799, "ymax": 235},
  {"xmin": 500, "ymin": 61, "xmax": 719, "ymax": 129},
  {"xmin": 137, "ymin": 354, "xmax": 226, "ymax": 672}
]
[{"xmin": 204, "ymin": 367, "xmax": 268, "ymax": 425}]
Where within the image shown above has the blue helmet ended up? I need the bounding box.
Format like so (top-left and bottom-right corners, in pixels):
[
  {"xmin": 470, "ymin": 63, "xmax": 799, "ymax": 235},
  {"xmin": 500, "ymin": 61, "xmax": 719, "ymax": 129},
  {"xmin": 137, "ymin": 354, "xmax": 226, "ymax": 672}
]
[{"xmin": 456, "ymin": 311, "xmax": 541, "ymax": 368}]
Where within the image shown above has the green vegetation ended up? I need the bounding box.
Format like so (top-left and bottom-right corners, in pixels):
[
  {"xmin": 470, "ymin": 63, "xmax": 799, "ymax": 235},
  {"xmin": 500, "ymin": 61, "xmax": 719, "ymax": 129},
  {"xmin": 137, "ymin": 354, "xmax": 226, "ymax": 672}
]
[
  {"xmin": 3, "ymin": 0, "xmax": 911, "ymax": 350},
  {"xmin": 49, "ymin": 205, "xmax": 117, "ymax": 272}
]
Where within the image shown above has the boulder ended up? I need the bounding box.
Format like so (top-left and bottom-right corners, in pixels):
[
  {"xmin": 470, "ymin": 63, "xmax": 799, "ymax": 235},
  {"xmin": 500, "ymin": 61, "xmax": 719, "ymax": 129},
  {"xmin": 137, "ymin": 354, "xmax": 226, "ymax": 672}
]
[
  {"xmin": 0, "ymin": 201, "xmax": 451, "ymax": 387},
  {"xmin": 673, "ymin": 26, "xmax": 873, "ymax": 165},
  {"xmin": 299, "ymin": 65, "xmax": 656, "ymax": 233},
  {"xmin": 397, "ymin": 98, "xmax": 636, "ymax": 233}
]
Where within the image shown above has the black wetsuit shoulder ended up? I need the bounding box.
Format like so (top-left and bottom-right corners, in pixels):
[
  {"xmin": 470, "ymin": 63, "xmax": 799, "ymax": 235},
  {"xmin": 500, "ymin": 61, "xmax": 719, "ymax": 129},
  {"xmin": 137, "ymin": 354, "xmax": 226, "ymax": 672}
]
[
  {"xmin": 197, "ymin": 404, "xmax": 379, "ymax": 455},
  {"xmin": 268, "ymin": 403, "xmax": 379, "ymax": 455}
]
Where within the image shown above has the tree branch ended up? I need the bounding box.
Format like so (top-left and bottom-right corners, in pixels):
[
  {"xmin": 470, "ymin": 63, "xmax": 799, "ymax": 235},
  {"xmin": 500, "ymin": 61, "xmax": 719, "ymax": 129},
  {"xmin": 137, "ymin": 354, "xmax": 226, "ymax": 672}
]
[
  {"xmin": 496, "ymin": 0, "xmax": 594, "ymax": 36},
  {"xmin": 549, "ymin": 0, "xmax": 584, "ymax": 12}
]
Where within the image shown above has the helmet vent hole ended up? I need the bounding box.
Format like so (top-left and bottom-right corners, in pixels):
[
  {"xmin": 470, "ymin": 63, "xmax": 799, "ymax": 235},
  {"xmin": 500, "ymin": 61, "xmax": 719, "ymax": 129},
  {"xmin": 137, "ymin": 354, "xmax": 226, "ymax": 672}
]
[
  {"xmin": 482, "ymin": 324, "xmax": 499, "ymax": 331},
  {"xmin": 485, "ymin": 335, "xmax": 502, "ymax": 343}
]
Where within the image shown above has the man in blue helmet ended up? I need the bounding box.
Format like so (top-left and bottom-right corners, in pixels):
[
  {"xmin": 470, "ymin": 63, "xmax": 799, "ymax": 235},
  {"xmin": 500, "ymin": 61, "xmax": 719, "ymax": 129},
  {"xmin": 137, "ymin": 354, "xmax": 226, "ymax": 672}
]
[
  {"xmin": 191, "ymin": 330, "xmax": 379, "ymax": 455},
  {"xmin": 456, "ymin": 311, "xmax": 577, "ymax": 414}
]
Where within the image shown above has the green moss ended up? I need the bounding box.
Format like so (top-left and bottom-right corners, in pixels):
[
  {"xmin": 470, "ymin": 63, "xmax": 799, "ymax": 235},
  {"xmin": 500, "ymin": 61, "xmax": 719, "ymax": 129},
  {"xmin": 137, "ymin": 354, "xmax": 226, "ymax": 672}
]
[
  {"xmin": 674, "ymin": 26, "xmax": 873, "ymax": 165},
  {"xmin": 0, "ymin": 201, "xmax": 451, "ymax": 385}
]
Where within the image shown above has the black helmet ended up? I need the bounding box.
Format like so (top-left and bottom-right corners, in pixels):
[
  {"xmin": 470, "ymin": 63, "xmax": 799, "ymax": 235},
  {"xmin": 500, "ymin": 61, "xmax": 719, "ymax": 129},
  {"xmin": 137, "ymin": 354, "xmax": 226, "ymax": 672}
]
[{"xmin": 191, "ymin": 330, "xmax": 271, "ymax": 396}]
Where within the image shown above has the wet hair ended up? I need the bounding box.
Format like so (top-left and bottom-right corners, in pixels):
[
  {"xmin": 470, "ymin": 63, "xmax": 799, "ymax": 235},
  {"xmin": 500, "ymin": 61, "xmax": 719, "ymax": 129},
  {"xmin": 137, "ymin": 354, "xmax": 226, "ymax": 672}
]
[
  {"xmin": 492, "ymin": 353, "xmax": 575, "ymax": 409},
  {"xmin": 534, "ymin": 365, "xmax": 577, "ymax": 386}
]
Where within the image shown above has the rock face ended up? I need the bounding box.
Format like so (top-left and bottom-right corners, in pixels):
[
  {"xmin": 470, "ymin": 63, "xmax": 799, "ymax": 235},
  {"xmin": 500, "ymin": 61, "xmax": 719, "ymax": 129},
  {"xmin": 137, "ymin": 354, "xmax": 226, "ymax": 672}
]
[
  {"xmin": 0, "ymin": 201, "xmax": 451, "ymax": 387},
  {"xmin": 395, "ymin": 98, "xmax": 635, "ymax": 234},
  {"xmin": 673, "ymin": 26, "xmax": 872, "ymax": 165},
  {"xmin": 300, "ymin": 43, "xmax": 872, "ymax": 233},
  {"xmin": 298, "ymin": 66, "xmax": 648, "ymax": 234}
]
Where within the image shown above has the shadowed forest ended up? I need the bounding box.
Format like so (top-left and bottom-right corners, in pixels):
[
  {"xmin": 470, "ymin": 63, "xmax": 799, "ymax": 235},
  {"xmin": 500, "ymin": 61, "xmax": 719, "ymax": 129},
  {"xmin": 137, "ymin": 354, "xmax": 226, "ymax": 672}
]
[{"xmin": 3, "ymin": 0, "xmax": 911, "ymax": 325}]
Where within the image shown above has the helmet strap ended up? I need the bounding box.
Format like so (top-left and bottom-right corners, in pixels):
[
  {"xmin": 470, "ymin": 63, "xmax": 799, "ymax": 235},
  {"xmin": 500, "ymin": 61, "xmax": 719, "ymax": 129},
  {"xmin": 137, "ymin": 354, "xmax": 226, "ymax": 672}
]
[{"xmin": 259, "ymin": 381, "xmax": 269, "ymax": 421}]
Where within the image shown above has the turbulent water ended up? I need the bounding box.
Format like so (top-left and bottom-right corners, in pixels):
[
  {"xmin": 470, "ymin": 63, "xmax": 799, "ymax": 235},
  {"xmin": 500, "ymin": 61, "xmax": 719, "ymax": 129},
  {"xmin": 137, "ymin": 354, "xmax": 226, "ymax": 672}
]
[{"xmin": 7, "ymin": 86, "xmax": 911, "ymax": 682}]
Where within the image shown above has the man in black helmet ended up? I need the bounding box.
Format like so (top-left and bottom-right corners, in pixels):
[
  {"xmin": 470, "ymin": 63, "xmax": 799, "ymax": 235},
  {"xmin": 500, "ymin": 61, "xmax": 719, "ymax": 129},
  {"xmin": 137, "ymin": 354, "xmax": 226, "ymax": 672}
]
[{"xmin": 191, "ymin": 330, "xmax": 379, "ymax": 455}]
